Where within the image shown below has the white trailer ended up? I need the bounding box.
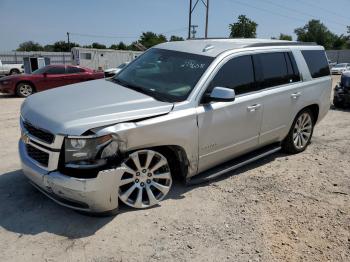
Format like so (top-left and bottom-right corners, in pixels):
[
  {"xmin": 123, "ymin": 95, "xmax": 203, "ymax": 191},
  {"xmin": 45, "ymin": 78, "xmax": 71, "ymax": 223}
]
[{"xmin": 71, "ymin": 47, "xmax": 143, "ymax": 70}]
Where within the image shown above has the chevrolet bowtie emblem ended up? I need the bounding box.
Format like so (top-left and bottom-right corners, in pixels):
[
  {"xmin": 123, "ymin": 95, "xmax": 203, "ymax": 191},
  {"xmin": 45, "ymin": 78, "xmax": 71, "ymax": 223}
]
[{"xmin": 21, "ymin": 132, "xmax": 30, "ymax": 144}]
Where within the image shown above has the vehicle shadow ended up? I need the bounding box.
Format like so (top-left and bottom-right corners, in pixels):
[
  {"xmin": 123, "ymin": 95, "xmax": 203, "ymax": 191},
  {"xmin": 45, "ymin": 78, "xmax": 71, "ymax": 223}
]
[
  {"xmin": 0, "ymin": 169, "xmax": 114, "ymax": 239},
  {"xmin": 330, "ymin": 105, "xmax": 350, "ymax": 112},
  {"xmin": 0, "ymin": 151, "xmax": 285, "ymax": 239}
]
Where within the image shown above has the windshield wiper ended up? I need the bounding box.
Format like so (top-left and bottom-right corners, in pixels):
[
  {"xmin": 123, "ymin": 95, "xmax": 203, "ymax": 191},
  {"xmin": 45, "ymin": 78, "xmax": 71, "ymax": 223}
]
[{"xmin": 111, "ymin": 78, "xmax": 172, "ymax": 102}]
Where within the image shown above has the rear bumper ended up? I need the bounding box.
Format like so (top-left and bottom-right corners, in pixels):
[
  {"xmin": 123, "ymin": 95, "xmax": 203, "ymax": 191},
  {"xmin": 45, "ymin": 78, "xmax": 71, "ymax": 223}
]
[{"xmin": 19, "ymin": 140, "xmax": 123, "ymax": 213}]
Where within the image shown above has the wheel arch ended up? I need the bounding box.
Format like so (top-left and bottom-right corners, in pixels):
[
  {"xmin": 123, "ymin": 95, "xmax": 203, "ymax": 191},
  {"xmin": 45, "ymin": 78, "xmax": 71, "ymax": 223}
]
[
  {"xmin": 16, "ymin": 81, "xmax": 36, "ymax": 92},
  {"xmin": 302, "ymin": 104, "xmax": 319, "ymax": 124},
  {"xmin": 124, "ymin": 145, "xmax": 190, "ymax": 182}
]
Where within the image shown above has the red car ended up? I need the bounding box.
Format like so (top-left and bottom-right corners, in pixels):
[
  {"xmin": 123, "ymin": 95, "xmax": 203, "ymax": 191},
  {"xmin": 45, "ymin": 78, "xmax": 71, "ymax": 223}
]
[{"xmin": 0, "ymin": 65, "xmax": 104, "ymax": 97}]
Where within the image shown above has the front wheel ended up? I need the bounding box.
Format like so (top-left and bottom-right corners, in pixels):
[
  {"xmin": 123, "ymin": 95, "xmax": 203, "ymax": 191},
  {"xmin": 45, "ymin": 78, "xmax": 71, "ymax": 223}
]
[
  {"xmin": 282, "ymin": 109, "xmax": 314, "ymax": 154},
  {"xmin": 118, "ymin": 150, "xmax": 172, "ymax": 209},
  {"xmin": 16, "ymin": 83, "xmax": 34, "ymax": 97}
]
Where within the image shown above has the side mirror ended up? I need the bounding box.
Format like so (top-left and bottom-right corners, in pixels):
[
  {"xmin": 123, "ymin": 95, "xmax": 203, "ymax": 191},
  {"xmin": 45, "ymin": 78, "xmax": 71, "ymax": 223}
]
[{"xmin": 203, "ymin": 87, "xmax": 235, "ymax": 103}]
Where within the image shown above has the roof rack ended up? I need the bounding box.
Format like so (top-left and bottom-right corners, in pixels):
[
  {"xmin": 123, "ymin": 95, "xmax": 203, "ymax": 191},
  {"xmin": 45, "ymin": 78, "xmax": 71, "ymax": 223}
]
[
  {"xmin": 246, "ymin": 42, "xmax": 317, "ymax": 47},
  {"xmin": 187, "ymin": 38, "xmax": 317, "ymax": 47}
]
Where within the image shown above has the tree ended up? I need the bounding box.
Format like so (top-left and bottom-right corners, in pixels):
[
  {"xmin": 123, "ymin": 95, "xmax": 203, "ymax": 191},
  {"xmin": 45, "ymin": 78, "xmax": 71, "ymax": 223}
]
[
  {"xmin": 279, "ymin": 33, "xmax": 292, "ymax": 41},
  {"xmin": 229, "ymin": 15, "xmax": 258, "ymax": 38},
  {"xmin": 139, "ymin": 32, "xmax": 167, "ymax": 48},
  {"xmin": 294, "ymin": 20, "xmax": 337, "ymax": 49},
  {"xmin": 52, "ymin": 41, "xmax": 79, "ymax": 52},
  {"xmin": 170, "ymin": 35, "xmax": 184, "ymax": 41},
  {"xmin": 110, "ymin": 42, "xmax": 127, "ymax": 50},
  {"xmin": 16, "ymin": 41, "xmax": 44, "ymax": 51},
  {"xmin": 91, "ymin": 42, "xmax": 107, "ymax": 49}
]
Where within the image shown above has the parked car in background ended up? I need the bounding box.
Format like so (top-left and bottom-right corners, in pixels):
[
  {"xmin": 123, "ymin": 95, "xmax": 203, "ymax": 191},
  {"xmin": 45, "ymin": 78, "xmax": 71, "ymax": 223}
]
[
  {"xmin": 328, "ymin": 60, "xmax": 336, "ymax": 69},
  {"xmin": 333, "ymin": 72, "xmax": 350, "ymax": 108},
  {"xmin": 0, "ymin": 64, "xmax": 104, "ymax": 97},
  {"xmin": 104, "ymin": 62, "xmax": 129, "ymax": 77},
  {"xmin": 19, "ymin": 39, "xmax": 332, "ymax": 214},
  {"xmin": 0, "ymin": 59, "xmax": 24, "ymax": 76},
  {"xmin": 331, "ymin": 63, "xmax": 350, "ymax": 75}
]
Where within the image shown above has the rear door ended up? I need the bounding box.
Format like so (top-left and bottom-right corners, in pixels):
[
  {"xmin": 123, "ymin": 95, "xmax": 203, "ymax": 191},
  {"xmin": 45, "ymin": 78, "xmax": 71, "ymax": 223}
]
[
  {"xmin": 253, "ymin": 51, "xmax": 303, "ymax": 145},
  {"xmin": 65, "ymin": 66, "xmax": 88, "ymax": 85}
]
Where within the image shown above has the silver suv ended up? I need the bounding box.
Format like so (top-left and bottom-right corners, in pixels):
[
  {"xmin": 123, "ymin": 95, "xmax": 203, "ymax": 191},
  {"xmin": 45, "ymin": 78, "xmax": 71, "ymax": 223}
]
[{"xmin": 19, "ymin": 39, "xmax": 332, "ymax": 213}]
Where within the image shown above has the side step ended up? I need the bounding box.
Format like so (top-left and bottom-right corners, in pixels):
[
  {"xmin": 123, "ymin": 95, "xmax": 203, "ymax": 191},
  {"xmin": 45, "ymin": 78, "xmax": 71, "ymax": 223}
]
[{"xmin": 187, "ymin": 143, "xmax": 282, "ymax": 186}]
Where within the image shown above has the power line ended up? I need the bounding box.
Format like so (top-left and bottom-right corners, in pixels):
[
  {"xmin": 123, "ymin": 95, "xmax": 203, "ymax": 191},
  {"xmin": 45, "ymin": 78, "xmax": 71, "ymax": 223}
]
[
  {"xmin": 229, "ymin": 0, "xmax": 306, "ymax": 23},
  {"xmin": 292, "ymin": 0, "xmax": 350, "ymax": 23},
  {"xmin": 69, "ymin": 27, "xmax": 188, "ymax": 41},
  {"xmin": 263, "ymin": 0, "xmax": 348, "ymax": 28}
]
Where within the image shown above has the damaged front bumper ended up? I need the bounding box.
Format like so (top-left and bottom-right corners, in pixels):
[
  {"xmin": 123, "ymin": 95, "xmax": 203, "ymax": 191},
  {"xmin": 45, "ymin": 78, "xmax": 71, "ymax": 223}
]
[{"xmin": 19, "ymin": 140, "xmax": 123, "ymax": 213}]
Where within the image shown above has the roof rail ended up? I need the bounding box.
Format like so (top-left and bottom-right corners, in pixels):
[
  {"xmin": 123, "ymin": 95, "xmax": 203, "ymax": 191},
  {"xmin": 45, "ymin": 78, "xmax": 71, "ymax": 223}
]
[{"xmin": 245, "ymin": 42, "xmax": 317, "ymax": 47}]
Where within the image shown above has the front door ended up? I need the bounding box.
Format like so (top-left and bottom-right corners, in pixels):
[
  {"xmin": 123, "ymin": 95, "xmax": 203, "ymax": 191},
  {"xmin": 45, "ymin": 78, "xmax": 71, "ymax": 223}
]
[{"xmin": 197, "ymin": 55, "xmax": 263, "ymax": 173}]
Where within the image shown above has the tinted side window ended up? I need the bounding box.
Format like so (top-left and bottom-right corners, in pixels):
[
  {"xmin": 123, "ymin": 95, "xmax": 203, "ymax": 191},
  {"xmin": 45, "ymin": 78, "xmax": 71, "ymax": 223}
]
[
  {"xmin": 66, "ymin": 67, "xmax": 85, "ymax": 74},
  {"xmin": 301, "ymin": 50, "xmax": 330, "ymax": 78},
  {"xmin": 210, "ymin": 55, "xmax": 255, "ymax": 95},
  {"xmin": 46, "ymin": 67, "xmax": 65, "ymax": 74},
  {"xmin": 287, "ymin": 52, "xmax": 301, "ymax": 82},
  {"xmin": 255, "ymin": 52, "xmax": 290, "ymax": 88}
]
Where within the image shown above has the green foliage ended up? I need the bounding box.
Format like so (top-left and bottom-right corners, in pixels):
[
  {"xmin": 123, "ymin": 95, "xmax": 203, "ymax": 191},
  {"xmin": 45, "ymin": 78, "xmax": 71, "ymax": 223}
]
[
  {"xmin": 170, "ymin": 35, "xmax": 184, "ymax": 41},
  {"xmin": 91, "ymin": 42, "xmax": 107, "ymax": 49},
  {"xmin": 52, "ymin": 41, "xmax": 79, "ymax": 52},
  {"xmin": 16, "ymin": 41, "xmax": 44, "ymax": 51},
  {"xmin": 295, "ymin": 20, "xmax": 337, "ymax": 49},
  {"xmin": 229, "ymin": 15, "xmax": 257, "ymax": 38},
  {"xmin": 139, "ymin": 32, "xmax": 167, "ymax": 48},
  {"xmin": 279, "ymin": 34, "xmax": 292, "ymax": 41}
]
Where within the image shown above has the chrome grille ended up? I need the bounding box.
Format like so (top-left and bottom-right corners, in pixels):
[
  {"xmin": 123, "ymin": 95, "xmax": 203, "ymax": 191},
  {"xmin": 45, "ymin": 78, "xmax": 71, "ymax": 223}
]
[
  {"xmin": 26, "ymin": 144, "xmax": 49, "ymax": 167},
  {"xmin": 23, "ymin": 121, "xmax": 55, "ymax": 144}
]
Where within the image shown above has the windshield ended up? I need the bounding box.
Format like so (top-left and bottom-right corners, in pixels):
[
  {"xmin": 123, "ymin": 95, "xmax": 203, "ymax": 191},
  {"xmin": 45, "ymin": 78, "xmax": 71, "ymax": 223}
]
[
  {"xmin": 334, "ymin": 63, "xmax": 348, "ymax": 68},
  {"xmin": 112, "ymin": 48, "xmax": 214, "ymax": 102},
  {"xmin": 32, "ymin": 66, "xmax": 48, "ymax": 74},
  {"xmin": 117, "ymin": 63, "xmax": 128, "ymax": 69}
]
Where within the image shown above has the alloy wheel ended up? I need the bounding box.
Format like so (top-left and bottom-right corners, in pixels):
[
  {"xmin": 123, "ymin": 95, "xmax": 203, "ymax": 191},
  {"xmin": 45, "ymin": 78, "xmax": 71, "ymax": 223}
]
[
  {"xmin": 118, "ymin": 150, "xmax": 172, "ymax": 209},
  {"xmin": 19, "ymin": 84, "xmax": 33, "ymax": 97},
  {"xmin": 293, "ymin": 113, "xmax": 312, "ymax": 150}
]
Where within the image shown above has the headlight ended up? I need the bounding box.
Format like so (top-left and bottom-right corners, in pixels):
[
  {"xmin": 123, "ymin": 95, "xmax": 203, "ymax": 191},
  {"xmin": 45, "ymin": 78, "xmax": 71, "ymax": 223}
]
[{"xmin": 64, "ymin": 134, "xmax": 115, "ymax": 166}]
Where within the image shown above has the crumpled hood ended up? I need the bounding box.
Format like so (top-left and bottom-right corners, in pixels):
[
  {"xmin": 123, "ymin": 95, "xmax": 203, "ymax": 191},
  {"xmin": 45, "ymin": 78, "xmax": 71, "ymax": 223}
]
[{"xmin": 21, "ymin": 79, "xmax": 173, "ymax": 135}]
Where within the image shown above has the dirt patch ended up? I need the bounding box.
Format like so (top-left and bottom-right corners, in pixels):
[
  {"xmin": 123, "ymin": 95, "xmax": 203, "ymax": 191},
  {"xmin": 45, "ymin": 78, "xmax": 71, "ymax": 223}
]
[{"xmin": 0, "ymin": 76, "xmax": 349, "ymax": 261}]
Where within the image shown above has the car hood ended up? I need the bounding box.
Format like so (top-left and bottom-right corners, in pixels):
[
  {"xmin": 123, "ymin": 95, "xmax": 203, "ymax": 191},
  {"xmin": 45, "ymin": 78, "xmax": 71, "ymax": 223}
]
[
  {"xmin": 0, "ymin": 74, "xmax": 29, "ymax": 81},
  {"xmin": 21, "ymin": 79, "xmax": 174, "ymax": 135}
]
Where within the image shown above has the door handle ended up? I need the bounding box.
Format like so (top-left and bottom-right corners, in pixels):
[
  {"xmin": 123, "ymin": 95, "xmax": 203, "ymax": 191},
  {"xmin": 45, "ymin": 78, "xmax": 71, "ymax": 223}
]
[
  {"xmin": 291, "ymin": 92, "xmax": 301, "ymax": 99},
  {"xmin": 247, "ymin": 104, "xmax": 261, "ymax": 112}
]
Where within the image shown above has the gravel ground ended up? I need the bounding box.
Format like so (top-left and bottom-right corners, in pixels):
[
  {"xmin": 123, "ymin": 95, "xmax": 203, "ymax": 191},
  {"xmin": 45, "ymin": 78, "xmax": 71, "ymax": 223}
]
[{"xmin": 0, "ymin": 76, "xmax": 349, "ymax": 262}]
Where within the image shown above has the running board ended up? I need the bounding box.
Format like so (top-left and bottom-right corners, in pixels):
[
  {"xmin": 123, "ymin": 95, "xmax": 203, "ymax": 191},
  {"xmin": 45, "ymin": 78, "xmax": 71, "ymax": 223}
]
[{"xmin": 187, "ymin": 143, "xmax": 281, "ymax": 186}]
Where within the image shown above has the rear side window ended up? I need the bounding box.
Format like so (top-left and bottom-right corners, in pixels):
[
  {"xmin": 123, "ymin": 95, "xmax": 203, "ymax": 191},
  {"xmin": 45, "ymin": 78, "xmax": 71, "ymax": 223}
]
[
  {"xmin": 210, "ymin": 55, "xmax": 255, "ymax": 95},
  {"xmin": 254, "ymin": 53, "xmax": 290, "ymax": 88},
  {"xmin": 66, "ymin": 67, "xmax": 85, "ymax": 74},
  {"xmin": 301, "ymin": 50, "xmax": 330, "ymax": 78},
  {"xmin": 46, "ymin": 67, "xmax": 65, "ymax": 74}
]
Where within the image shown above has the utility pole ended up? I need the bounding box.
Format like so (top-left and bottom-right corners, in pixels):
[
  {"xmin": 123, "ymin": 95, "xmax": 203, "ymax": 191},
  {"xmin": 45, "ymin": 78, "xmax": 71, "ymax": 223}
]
[
  {"xmin": 67, "ymin": 32, "xmax": 70, "ymax": 51},
  {"xmin": 191, "ymin": 25, "xmax": 198, "ymax": 39},
  {"xmin": 188, "ymin": 0, "xmax": 209, "ymax": 39}
]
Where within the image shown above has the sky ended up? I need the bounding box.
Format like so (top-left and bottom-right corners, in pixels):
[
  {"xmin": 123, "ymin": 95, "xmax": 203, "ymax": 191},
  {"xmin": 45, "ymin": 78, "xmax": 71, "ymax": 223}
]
[{"xmin": 0, "ymin": 0, "xmax": 349, "ymax": 51}]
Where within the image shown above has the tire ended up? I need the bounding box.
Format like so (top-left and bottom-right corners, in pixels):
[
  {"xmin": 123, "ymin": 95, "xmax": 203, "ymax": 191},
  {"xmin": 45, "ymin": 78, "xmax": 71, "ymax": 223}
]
[
  {"xmin": 10, "ymin": 69, "xmax": 20, "ymax": 75},
  {"xmin": 16, "ymin": 82, "xmax": 34, "ymax": 97},
  {"xmin": 118, "ymin": 149, "xmax": 173, "ymax": 209},
  {"xmin": 333, "ymin": 98, "xmax": 345, "ymax": 109},
  {"xmin": 282, "ymin": 108, "xmax": 315, "ymax": 154}
]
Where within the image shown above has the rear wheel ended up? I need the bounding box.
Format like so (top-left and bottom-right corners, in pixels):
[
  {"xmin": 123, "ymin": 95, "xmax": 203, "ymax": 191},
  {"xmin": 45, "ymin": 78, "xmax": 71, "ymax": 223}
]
[
  {"xmin": 16, "ymin": 83, "xmax": 34, "ymax": 97},
  {"xmin": 10, "ymin": 69, "xmax": 20, "ymax": 75},
  {"xmin": 118, "ymin": 150, "xmax": 172, "ymax": 209},
  {"xmin": 282, "ymin": 109, "xmax": 314, "ymax": 154}
]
